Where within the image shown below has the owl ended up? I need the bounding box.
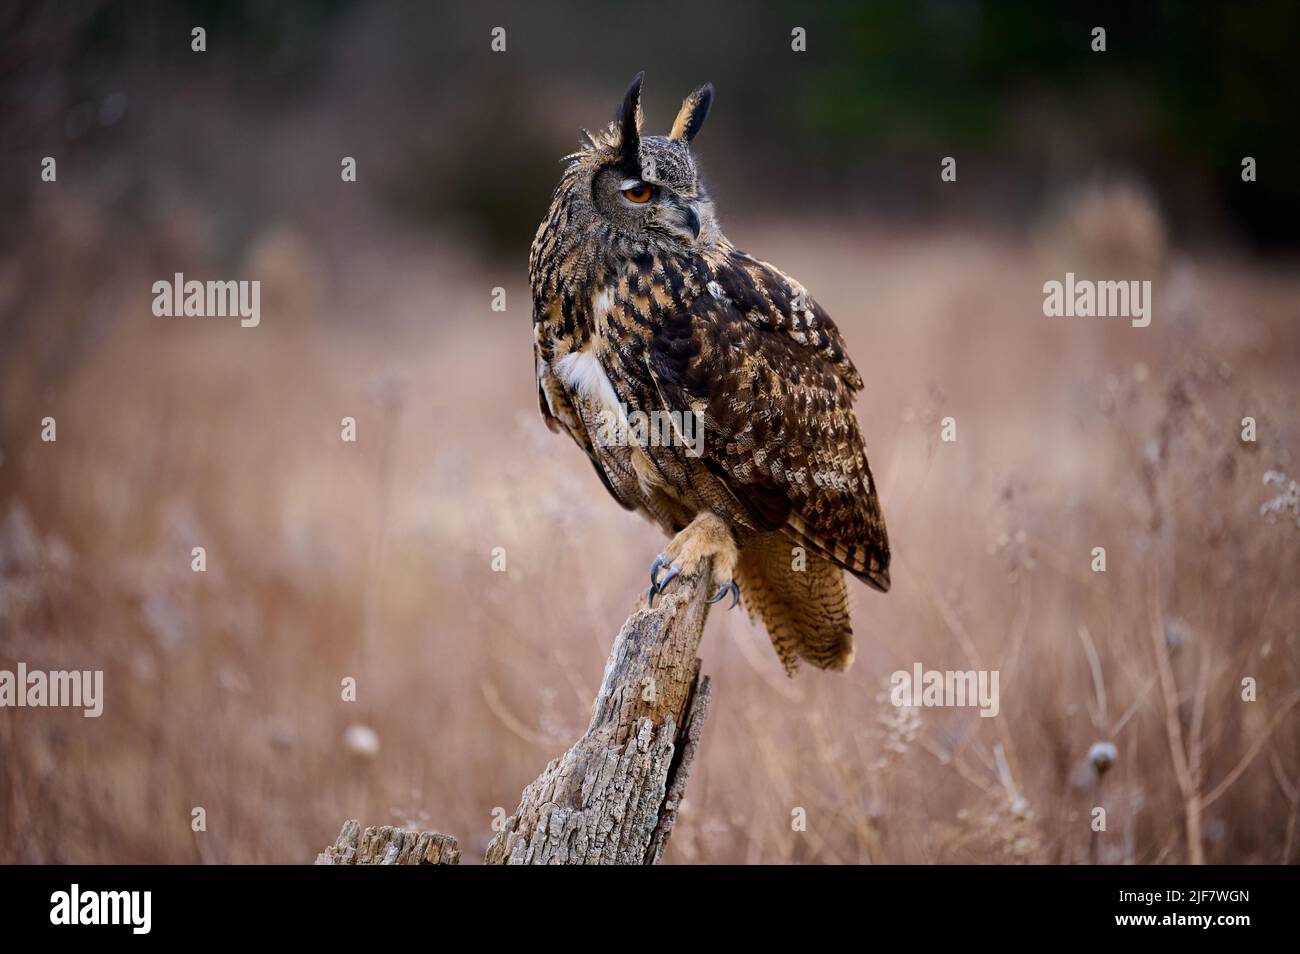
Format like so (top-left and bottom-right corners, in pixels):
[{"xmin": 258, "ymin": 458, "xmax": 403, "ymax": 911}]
[{"xmin": 530, "ymin": 74, "xmax": 890, "ymax": 675}]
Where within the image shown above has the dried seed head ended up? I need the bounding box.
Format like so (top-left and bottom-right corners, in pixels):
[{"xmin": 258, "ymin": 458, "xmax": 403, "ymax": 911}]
[
  {"xmin": 344, "ymin": 723, "xmax": 381, "ymax": 760},
  {"xmin": 1164, "ymin": 618, "xmax": 1193, "ymax": 653},
  {"xmin": 1088, "ymin": 740, "xmax": 1118, "ymax": 776}
]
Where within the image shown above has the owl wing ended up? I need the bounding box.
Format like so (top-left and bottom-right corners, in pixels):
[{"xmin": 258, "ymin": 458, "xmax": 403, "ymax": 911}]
[
  {"xmin": 640, "ymin": 248, "xmax": 890, "ymax": 590},
  {"xmin": 535, "ymin": 341, "xmax": 638, "ymax": 512}
]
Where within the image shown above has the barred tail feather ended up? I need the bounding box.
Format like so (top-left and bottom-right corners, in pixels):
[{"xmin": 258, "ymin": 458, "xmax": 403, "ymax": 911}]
[{"xmin": 736, "ymin": 533, "xmax": 855, "ymax": 676}]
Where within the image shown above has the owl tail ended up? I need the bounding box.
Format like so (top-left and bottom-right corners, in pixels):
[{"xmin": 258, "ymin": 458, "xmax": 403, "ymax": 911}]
[{"xmin": 735, "ymin": 533, "xmax": 854, "ymax": 677}]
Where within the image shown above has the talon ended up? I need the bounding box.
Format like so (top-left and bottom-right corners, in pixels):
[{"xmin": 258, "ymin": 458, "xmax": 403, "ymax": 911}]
[
  {"xmin": 650, "ymin": 553, "xmax": 669, "ymax": 588},
  {"xmin": 706, "ymin": 580, "xmax": 741, "ymax": 609},
  {"xmin": 647, "ymin": 554, "xmax": 680, "ymax": 607},
  {"xmin": 659, "ymin": 563, "xmax": 681, "ymax": 591}
]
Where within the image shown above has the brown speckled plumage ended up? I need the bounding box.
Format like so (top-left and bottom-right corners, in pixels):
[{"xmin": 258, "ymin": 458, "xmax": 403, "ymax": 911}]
[{"xmin": 530, "ymin": 74, "xmax": 890, "ymax": 674}]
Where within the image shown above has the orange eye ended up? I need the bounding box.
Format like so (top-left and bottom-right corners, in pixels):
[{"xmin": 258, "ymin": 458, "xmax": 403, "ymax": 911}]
[{"xmin": 622, "ymin": 183, "xmax": 653, "ymax": 204}]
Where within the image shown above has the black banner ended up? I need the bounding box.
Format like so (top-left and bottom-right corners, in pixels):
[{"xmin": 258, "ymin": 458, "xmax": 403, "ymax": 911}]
[{"xmin": 0, "ymin": 864, "xmax": 1280, "ymax": 940}]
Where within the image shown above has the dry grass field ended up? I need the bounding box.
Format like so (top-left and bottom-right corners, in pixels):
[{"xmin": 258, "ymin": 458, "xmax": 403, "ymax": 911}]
[{"xmin": 2, "ymin": 173, "xmax": 1297, "ymax": 863}]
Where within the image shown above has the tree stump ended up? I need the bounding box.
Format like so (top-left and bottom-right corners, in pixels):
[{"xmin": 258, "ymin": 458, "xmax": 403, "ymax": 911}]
[
  {"xmin": 316, "ymin": 819, "xmax": 461, "ymax": 865},
  {"xmin": 316, "ymin": 560, "xmax": 716, "ymax": 865}
]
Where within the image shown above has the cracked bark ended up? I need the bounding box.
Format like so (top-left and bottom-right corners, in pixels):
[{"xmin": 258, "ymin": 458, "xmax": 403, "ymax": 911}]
[{"xmin": 315, "ymin": 819, "xmax": 461, "ymax": 865}]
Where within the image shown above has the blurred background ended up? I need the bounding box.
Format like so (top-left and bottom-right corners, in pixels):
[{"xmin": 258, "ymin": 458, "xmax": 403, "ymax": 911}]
[{"xmin": 1, "ymin": 0, "xmax": 1297, "ymax": 864}]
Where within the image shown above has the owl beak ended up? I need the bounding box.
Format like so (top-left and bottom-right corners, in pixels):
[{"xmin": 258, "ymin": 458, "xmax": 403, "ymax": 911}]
[
  {"xmin": 684, "ymin": 204, "xmax": 701, "ymax": 240},
  {"xmin": 662, "ymin": 199, "xmax": 702, "ymax": 243}
]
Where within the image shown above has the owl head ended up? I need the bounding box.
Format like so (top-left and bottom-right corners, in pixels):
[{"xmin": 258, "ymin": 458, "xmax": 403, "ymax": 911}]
[{"xmin": 568, "ymin": 72, "xmax": 717, "ymax": 249}]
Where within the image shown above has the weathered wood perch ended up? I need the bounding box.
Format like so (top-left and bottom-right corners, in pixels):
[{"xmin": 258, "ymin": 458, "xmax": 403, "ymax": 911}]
[
  {"xmin": 315, "ymin": 819, "xmax": 461, "ymax": 865},
  {"xmin": 316, "ymin": 559, "xmax": 716, "ymax": 865}
]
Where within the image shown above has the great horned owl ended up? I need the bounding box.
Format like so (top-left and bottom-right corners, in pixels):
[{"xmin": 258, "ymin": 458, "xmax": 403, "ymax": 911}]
[{"xmin": 530, "ymin": 74, "xmax": 890, "ymax": 674}]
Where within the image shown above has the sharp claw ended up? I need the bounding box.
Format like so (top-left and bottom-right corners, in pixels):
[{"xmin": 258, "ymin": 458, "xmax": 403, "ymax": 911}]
[
  {"xmin": 650, "ymin": 553, "xmax": 668, "ymax": 588},
  {"xmin": 660, "ymin": 563, "xmax": 681, "ymax": 590},
  {"xmin": 648, "ymin": 555, "xmax": 680, "ymax": 608},
  {"xmin": 706, "ymin": 580, "xmax": 741, "ymax": 608},
  {"xmin": 648, "ymin": 554, "xmax": 667, "ymax": 607}
]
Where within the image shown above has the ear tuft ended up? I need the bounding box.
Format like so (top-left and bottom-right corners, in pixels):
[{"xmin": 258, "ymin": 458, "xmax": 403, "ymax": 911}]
[
  {"xmin": 616, "ymin": 72, "xmax": 645, "ymax": 159},
  {"xmin": 669, "ymin": 82, "xmax": 713, "ymax": 143}
]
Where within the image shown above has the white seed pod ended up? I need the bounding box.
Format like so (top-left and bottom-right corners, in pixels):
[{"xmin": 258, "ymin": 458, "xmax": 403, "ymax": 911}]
[
  {"xmin": 1088, "ymin": 740, "xmax": 1118, "ymax": 776},
  {"xmin": 344, "ymin": 723, "xmax": 381, "ymax": 760}
]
